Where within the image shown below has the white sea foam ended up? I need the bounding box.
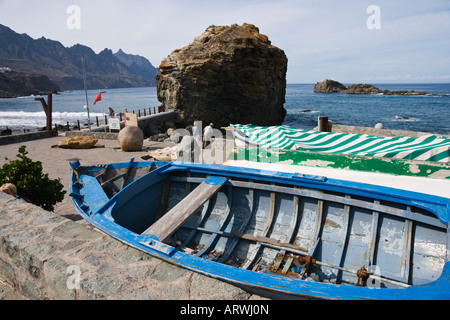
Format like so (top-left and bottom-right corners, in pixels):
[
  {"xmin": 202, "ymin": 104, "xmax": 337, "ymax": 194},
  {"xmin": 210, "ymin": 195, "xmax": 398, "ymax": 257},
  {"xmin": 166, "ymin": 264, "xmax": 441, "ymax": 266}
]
[
  {"xmin": 391, "ymin": 115, "xmax": 420, "ymax": 122},
  {"xmin": 0, "ymin": 111, "xmax": 106, "ymax": 130},
  {"xmin": 299, "ymin": 109, "xmax": 320, "ymax": 114}
]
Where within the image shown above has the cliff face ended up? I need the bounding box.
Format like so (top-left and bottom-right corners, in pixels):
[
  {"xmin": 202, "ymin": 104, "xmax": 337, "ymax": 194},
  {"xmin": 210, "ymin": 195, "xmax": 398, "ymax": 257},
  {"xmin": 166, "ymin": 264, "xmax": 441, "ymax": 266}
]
[
  {"xmin": 0, "ymin": 24, "xmax": 155, "ymax": 90},
  {"xmin": 0, "ymin": 71, "xmax": 60, "ymax": 98},
  {"xmin": 156, "ymin": 23, "xmax": 288, "ymax": 128}
]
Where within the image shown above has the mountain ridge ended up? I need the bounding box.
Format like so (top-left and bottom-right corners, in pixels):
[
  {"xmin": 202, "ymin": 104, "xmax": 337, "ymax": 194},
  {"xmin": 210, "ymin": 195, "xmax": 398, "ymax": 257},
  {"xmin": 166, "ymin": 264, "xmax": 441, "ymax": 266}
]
[
  {"xmin": 114, "ymin": 49, "xmax": 158, "ymax": 83},
  {"xmin": 0, "ymin": 24, "xmax": 157, "ymax": 91}
]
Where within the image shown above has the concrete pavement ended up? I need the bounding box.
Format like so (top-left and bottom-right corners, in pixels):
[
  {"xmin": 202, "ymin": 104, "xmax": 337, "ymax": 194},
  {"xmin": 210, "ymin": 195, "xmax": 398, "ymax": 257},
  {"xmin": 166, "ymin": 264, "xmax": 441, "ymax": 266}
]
[
  {"xmin": 0, "ymin": 134, "xmax": 266, "ymax": 300},
  {"xmin": 0, "ymin": 134, "xmax": 176, "ymax": 221}
]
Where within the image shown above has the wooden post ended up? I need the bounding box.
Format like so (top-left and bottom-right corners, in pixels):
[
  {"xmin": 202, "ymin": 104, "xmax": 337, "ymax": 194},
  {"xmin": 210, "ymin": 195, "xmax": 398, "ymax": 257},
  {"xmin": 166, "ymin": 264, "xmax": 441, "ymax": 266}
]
[
  {"xmin": 144, "ymin": 109, "xmax": 146, "ymax": 116},
  {"xmin": 96, "ymin": 116, "xmax": 99, "ymax": 127},
  {"xmin": 154, "ymin": 107, "xmax": 156, "ymax": 114},
  {"xmin": 138, "ymin": 110, "xmax": 141, "ymax": 118},
  {"xmin": 77, "ymin": 120, "xmax": 81, "ymax": 131},
  {"xmin": 34, "ymin": 91, "xmax": 56, "ymax": 131},
  {"xmin": 47, "ymin": 91, "xmax": 55, "ymax": 131},
  {"xmin": 318, "ymin": 116, "xmax": 329, "ymax": 132}
]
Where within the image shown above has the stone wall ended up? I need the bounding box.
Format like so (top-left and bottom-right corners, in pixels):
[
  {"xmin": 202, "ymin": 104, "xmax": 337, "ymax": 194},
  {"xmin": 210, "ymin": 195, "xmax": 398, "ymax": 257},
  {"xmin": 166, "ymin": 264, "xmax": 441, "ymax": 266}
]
[
  {"xmin": 0, "ymin": 192, "xmax": 256, "ymax": 300},
  {"xmin": 65, "ymin": 111, "xmax": 176, "ymax": 140},
  {"xmin": 0, "ymin": 131, "xmax": 57, "ymax": 146},
  {"xmin": 65, "ymin": 131, "xmax": 119, "ymax": 140}
]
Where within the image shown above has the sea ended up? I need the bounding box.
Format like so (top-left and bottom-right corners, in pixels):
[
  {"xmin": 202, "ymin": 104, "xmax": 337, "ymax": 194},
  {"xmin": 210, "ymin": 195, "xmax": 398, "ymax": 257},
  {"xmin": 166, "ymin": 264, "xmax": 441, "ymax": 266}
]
[{"xmin": 0, "ymin": 83, "xmax": 449, "ymax": 135}]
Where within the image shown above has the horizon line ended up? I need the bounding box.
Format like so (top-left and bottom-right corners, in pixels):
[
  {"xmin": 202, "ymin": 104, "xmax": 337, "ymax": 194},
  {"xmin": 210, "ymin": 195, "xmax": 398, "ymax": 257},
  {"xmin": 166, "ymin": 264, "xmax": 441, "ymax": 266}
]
[{"xmin": 288, "ymin": 82, "xmax": 450, "ymax": 85}]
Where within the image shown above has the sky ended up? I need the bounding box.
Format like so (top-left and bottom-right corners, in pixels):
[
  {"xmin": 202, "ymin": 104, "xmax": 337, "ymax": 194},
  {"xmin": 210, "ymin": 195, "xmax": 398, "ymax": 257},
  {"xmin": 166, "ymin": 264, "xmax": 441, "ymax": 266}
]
[{"xmin": 0, "ymin": 0, "xmax": 449, "ymax": 84}]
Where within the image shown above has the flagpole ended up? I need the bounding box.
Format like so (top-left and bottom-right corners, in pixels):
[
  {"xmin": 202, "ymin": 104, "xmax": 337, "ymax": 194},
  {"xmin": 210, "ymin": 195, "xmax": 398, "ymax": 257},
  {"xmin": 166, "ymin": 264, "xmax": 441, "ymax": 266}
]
[
  {"xmin": 81, "ymin": 55, "xmax": 91, "ymax": 132},
  {"xmin": 100, "ymin": 90, "xmax": 106, "ymax": 133}
]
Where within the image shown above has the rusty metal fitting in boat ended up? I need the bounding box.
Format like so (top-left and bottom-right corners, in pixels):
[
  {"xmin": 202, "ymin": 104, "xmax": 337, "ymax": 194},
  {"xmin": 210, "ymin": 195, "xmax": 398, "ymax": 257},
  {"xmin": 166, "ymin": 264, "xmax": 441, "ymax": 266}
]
[
  {"xmin": 297, "ymin": 255, "xmax": 316, "ymax": 266},
  {"xmin": 357, "ymin": 267, "xmax": 370, "ymax": 287}
]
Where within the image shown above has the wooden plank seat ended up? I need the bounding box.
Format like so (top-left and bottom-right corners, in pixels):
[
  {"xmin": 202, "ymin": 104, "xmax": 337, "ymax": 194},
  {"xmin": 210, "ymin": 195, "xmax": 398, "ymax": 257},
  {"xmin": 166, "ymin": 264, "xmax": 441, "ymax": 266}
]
[{"xmin": 143, "ymin": 176, "xmax": 228, "ymax": 241}]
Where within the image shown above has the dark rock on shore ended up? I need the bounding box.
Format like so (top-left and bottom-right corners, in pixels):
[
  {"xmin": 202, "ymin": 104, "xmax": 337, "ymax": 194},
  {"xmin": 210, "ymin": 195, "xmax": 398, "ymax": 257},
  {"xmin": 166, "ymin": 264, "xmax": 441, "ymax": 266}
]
[
  {"xmin": 0, "ymin": 71, "xmax": 60, "ymax": 98},
  {"xmin": 156, "ymin": 23, "xmax": 288, "ymax": 128},
  {"xmin": 0, "ymin": 127, "xmax": 12, "ymax": 136},
  {"xmin": 314, "ymin": 79, "xmax": 450, "ymax": 97}
]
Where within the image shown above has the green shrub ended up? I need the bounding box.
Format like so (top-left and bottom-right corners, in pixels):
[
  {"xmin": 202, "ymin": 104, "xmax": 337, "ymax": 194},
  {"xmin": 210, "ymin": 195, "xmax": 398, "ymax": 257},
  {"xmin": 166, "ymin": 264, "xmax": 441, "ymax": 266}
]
[{"xmin": 0, "ymin": 145, "xmax": 66, "ymax": 211}]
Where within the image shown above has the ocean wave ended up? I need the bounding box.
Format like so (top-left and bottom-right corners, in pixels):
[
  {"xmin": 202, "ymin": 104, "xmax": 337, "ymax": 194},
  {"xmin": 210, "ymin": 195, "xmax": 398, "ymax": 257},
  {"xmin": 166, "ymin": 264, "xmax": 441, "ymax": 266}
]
[
  {"xmin": 391, "ymin": 115, "xmax": 420, "ymax": 122},
  {"xmin": 299, "ymin": 109, "xmax": 320, "ymax": 114},
  {"xmin": 0, "ymin": 111, "xmax": 106, "ymax": 129},
  {"xmin": 0, "ymin": 95, "xmax": 36, "ymax": 100}
]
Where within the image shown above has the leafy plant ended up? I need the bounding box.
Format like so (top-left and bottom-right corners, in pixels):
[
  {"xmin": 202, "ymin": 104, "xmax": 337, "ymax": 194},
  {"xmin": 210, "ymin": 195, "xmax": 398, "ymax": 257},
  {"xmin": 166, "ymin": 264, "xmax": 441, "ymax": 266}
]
[{"xmin": 0, "ymin": 145, "xmax": 66, "ymax": 211}]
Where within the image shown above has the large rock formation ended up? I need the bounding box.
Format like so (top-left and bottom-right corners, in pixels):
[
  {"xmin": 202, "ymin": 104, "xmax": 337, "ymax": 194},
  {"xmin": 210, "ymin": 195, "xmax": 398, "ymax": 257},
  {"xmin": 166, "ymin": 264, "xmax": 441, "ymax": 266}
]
[{"xmin": 156, "ymin": 23, "xmax": 288, "ymax": 128}]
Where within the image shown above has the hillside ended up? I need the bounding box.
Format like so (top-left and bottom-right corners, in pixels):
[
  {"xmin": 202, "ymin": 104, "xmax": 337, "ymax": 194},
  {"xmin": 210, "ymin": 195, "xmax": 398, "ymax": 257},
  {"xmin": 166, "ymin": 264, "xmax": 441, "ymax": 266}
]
[
  {"xmin": 0, "ymin": 71, "xmax": 60, "ymax": 98},
  {"xmin": 114, "ymin": 49, "xmax": 158, "ymax": 83},
  {"xmin": 0, "ymin": 24, "xmax": 156, "ymax": 91}
]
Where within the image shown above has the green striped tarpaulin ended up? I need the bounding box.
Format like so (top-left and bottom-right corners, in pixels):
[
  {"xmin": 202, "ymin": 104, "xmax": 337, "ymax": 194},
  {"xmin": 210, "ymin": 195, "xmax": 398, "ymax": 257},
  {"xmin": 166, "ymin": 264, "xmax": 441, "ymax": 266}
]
[{"xmin": 231, "ymin": 124, "xmax": 450, "ymax": 163}]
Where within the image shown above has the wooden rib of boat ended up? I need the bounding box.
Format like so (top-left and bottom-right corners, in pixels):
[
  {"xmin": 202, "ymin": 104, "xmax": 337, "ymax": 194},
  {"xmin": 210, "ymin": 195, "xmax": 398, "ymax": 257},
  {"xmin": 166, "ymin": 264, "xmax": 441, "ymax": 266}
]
[{"xmin": 69, "ymin": 159, "xmax": 450, "ymax": 300}]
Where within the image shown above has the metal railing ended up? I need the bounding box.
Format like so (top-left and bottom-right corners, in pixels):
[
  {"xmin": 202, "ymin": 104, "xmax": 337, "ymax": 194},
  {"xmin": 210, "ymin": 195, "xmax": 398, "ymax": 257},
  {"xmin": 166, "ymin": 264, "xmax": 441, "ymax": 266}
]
[{"xmin": 68, "ymin": 105, "xmax": 166, "ymax": 131}]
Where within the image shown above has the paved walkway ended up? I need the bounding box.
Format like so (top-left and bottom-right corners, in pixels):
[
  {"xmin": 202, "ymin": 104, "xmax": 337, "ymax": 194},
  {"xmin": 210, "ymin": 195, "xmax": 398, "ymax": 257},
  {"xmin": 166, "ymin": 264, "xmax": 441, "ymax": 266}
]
[
  {"xmin": 0, "ymin": 134, "xmax": 175, "ymax": 221},
  {"xmin": 0, "ymin": 135, "xmax": 172, "ymax": 299},
  {"xmin": 0, "ymin": 135, "xmax": 269, "ymax": 301}
]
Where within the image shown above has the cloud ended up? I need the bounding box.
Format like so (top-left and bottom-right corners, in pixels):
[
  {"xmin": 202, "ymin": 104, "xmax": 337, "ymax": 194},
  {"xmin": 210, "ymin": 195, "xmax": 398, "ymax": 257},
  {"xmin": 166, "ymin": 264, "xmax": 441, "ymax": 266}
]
[
  {"xmin": 363, "ymin": 75, "xmax": 450, "ymax": 82},
  {"xmin": 0, "ymin": 0, "xmax": 449, "ymax": 83}
]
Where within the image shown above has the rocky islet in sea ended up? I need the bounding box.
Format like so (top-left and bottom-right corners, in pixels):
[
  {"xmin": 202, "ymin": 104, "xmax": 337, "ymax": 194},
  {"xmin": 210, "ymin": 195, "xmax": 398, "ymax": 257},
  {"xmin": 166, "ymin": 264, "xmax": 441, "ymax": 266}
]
[{"xmin": 314, "ymin": 79, "xmax": 450, "ymax": 97}]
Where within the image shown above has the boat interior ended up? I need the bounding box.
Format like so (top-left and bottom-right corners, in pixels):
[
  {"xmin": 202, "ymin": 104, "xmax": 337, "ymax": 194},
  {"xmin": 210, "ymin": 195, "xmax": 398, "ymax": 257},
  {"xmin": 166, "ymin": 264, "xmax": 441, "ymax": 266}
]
[{"xmin": 77, "ymin": 162, "xmax": 449, "ymax": 289}]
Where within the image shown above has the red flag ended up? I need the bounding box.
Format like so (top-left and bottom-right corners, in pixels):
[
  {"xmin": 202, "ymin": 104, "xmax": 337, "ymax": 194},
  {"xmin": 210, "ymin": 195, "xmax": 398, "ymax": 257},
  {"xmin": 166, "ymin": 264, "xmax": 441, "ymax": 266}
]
[{"xmin": 93, "ymin": 91, "xmax": 102, "ymax": 105}]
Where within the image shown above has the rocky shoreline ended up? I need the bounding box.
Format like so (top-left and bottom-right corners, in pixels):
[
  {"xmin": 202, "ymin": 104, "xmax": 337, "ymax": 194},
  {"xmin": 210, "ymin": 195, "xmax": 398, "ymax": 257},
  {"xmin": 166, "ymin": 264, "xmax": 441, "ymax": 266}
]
[{"xmin": 314, "ymin": 79, "xmax": 450, "ymax": 97}]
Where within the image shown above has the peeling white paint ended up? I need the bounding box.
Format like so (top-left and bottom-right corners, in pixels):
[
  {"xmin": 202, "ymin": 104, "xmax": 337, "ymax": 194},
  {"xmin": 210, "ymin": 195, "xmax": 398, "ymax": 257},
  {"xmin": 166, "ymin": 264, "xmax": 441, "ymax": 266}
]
[
  {"xmin": 409, "ymin": 164, "xmax": 421, "ymax": 174},
  {"xmin": 299, "ymin": 160, "xmax": 335, "ymax": 167}
]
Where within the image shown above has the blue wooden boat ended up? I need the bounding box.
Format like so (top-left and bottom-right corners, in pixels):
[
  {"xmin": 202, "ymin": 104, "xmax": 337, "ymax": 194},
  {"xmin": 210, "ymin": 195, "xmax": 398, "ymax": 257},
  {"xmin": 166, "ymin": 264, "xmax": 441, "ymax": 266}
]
[{"xmin": 69, "ymin": 159, "xmax": 450, "ymax": 300}]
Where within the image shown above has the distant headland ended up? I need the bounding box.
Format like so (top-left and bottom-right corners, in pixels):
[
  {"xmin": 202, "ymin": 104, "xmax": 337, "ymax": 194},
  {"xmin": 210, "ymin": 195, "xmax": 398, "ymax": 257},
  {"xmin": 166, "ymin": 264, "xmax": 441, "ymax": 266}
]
[
  {"xmin": 0, "ymin": 71, "xmax": 60, "ymax": 99},
  {"xmin": 314, "ymin": 79, "xmax": 450, "ymax": 97}
]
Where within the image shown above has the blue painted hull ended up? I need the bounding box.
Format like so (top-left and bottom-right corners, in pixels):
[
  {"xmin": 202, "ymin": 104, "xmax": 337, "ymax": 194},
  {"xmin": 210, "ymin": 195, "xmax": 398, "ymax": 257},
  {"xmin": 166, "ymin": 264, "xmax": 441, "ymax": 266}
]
[{"xmin": 69, "ymin": 159, "xmax": 450, "ymax": 300}]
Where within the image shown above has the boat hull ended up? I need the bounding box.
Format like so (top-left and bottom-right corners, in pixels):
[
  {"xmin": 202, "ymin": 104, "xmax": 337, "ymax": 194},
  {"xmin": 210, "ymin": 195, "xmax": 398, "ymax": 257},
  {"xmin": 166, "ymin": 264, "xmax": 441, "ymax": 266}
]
[{"xmin": 69, "ymin": 159, "xmax": 450, "ymax": 300}]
